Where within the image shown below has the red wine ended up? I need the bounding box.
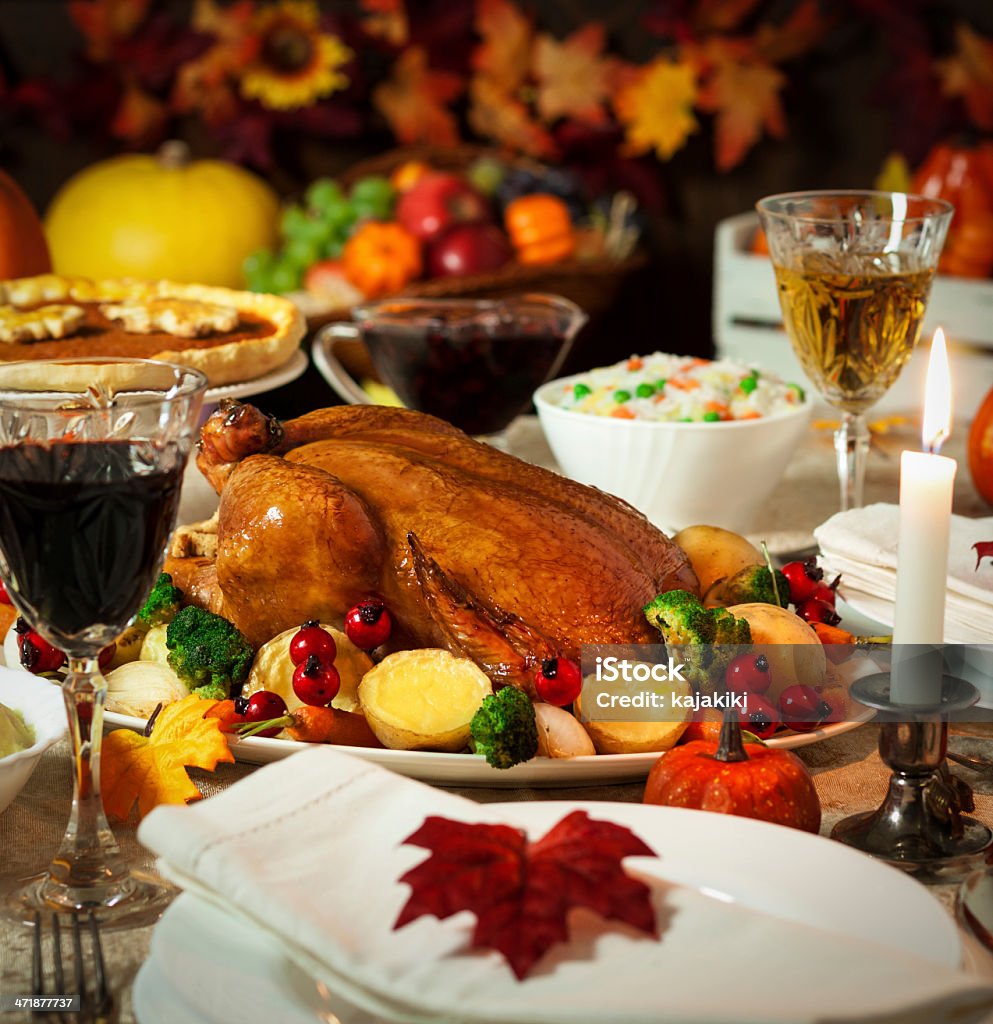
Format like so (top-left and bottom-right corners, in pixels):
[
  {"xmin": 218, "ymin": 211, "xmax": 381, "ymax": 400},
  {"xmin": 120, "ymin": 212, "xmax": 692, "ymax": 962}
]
[
  {"xmin": 362, "ymin": 318, "xmax": 567, "ymax": 436},
  {"xmin": 0, "ymin": 441, "xmax": 183, "ymax": 650}
]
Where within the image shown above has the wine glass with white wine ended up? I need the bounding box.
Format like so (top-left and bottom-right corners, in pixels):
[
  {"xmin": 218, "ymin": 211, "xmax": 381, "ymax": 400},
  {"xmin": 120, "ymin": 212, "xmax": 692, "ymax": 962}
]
[{"xmin": 756, "ymin": 191, "xmax": 953, "ymax": 510}]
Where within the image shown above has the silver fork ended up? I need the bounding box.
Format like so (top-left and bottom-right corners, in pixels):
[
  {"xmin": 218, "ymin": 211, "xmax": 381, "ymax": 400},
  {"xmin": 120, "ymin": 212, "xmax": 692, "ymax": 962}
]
[{"xmin": 31, "ymin": 911, "xmax": 114, "ymax": 1023}]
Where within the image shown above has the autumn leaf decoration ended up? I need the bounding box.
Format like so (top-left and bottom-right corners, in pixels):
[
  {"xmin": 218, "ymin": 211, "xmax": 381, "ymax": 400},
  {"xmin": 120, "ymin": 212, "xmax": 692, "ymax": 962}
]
[
  {"xmin": 975, "ymin": 541, "xmax": 993, "ymax": 570},
  {"xmin": 394, "ymin": 810, "xmax": 659, "ymax": 979},
  {"xmin": 101, "ymin": 695, "xmax": 235, "ymax": 821}
]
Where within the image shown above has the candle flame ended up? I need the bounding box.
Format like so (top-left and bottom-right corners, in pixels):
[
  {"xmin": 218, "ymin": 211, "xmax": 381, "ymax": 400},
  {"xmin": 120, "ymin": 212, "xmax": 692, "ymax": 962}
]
[{"xmin": 922, "ymin": 327, "xmax": 952, "ymax": 454}]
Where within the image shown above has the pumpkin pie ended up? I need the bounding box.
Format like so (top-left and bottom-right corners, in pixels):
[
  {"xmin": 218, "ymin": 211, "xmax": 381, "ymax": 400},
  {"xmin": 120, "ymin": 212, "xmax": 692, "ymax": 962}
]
[{"xmin": 0, "ymin": 275, "xmax": 305, "ymax": 386}]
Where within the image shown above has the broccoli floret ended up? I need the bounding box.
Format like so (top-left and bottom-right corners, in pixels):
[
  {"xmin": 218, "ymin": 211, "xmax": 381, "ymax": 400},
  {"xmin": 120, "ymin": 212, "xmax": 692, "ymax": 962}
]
[
  {"xmin": 705, "ymin": 565, "xmax": 790, "ymax": 608},
  {"xmin": 192, "ymin": 681, "xmax": 228, "ymax": 702},
  {"xmin": 470, "ymin": 687, "xmax": 539, "ymax": 770},
  {"xmin": 136, "ymin": 573, "xmax": 184, "ymax": 628},
  {"xmin": 644, "ymin": 589, "xmax": 751, "ymax": 687},
  {"xmin": 165, "ymin": 606, "xmax": 254, "ymax": 697}
]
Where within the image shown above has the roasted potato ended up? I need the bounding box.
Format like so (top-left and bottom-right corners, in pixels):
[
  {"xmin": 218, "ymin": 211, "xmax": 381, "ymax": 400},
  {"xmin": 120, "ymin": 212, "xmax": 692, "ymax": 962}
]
[
  {"xmin": 358, "ymin": 648, "xmax": 492, "ymax": 752},
  {"xmin": 575, "ymin": 677, "xmax": 692, "ymax": 754},
  {"xmin": 672, "ymin": 525, "xmax": 764, "ymax": 593}
]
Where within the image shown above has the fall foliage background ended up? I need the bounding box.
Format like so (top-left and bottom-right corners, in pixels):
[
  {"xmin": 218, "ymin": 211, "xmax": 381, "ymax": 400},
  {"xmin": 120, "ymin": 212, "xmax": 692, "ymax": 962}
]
[{"xmin": 0, "ymin": 0, "xmax": 992, "ymax": 389}]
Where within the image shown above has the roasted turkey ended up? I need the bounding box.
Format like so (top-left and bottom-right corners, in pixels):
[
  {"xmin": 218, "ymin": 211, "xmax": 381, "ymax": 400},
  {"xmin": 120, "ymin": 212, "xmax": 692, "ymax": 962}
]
[{"xmin": 168, "ymin": 401, "xmax": 698, "ymax": 692}]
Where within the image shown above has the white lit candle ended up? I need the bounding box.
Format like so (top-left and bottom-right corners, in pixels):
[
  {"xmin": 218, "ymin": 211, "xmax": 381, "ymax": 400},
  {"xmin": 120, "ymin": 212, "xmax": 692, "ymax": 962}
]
[{"xmin": 890, "ymin": 328, "xmax": 956, "ymax": 704}]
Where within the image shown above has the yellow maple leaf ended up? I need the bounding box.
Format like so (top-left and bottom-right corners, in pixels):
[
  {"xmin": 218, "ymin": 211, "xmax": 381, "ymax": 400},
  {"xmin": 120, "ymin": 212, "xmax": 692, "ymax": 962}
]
[
  {"xmin": 374, "ymin": 47, "xmax": 462, "ymax": 146},
  {"xmin": 936, "ymin": 23, "xmax": 993, "ymax": 131},
  {"xmin": 472, "ymin": 0, "xmax": 533, "ymax": 95},
  {"xmin": 613, "ymin": 58, "xmax": 699, "ymax": 162},
  {"xmin": 101, "ymin": 695, "xmax": 235, "ymax": 821},
  {"xmin": 532, "ymin": 23, "xmax": 611, "ymax": 125},
  {"xmin": 696, "ymin": 40, "xmax": 786, "ymax": 171}
]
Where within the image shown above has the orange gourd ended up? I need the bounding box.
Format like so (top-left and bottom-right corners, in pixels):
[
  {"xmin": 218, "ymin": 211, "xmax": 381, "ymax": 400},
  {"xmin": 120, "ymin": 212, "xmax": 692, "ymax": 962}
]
[
  {"xmin": 969, "ymin": 385, "xmax": 993, "ymax": 505},
  {"xmin": 644, "ymin": 709, "xmax": 821, "ymax": 833},
  {"xmin": 0, "ymin": 170, "xmax": 51, "ymax": 279},
  {"xmin": 504, "ymin": 193, "xmax": 576, "ymax": 265},
  {"xmin": 912, "ymin": 137, "xmax": 993, "ymax": 278},
  {"xmin": 342, "ymin": 221, "xmax": 422, "ymax": 298}
]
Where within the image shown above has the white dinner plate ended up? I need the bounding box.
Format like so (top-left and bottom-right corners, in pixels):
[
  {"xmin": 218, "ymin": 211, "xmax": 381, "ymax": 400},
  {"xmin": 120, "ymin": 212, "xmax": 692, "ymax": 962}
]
[
  {"xmin": 133, "ymin": 801, "xmax": 963, "ymax": 1024},
  {"xmin": 1, "ymin": 619, "xmax": 872, "ymax": 787},
  {"xmin": 100, "ymin": 706, "xmax": 872, "ymax": 786}
]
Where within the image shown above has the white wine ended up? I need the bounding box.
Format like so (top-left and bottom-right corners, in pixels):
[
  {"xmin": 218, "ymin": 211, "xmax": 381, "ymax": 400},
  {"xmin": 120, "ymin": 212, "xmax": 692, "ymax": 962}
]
[{"xmin": 774, "ymin": 261, "xmax": 935, "ymax": 413}]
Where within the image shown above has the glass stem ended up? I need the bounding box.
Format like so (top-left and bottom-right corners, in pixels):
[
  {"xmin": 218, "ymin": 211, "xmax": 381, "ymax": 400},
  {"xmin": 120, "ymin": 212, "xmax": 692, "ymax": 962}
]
[
  {"xmin": 44, "ymin": 657, "xmax": 132, "ymax": 909},
  {"xmin": 835, "ymin": 411, "xmax": 870, "ymax": 511}
]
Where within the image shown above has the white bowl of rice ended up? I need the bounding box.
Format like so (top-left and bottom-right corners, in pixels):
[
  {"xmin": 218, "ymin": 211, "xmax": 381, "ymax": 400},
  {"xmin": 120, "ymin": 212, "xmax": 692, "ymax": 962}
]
[{"xmin": 533, "ymin": 353, "xmax": 812, "ymax": 534}]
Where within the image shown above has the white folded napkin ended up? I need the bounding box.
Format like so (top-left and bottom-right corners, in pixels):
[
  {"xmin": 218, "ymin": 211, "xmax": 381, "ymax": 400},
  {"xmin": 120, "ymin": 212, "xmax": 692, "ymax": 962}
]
[
  {"xmin": 815, "ymin": 504, "xmax": 993, "ymax": 643},
  {"xmin": 139, "ymin": 747, "xmax": 993, "ymax": 1024}
]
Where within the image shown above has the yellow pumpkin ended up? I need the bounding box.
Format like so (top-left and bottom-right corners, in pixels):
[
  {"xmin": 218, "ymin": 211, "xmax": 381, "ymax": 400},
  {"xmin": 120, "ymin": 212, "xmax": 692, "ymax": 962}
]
[{"xmin": 45, "ymin": 141, "xmax": 279, "ymax": 288}]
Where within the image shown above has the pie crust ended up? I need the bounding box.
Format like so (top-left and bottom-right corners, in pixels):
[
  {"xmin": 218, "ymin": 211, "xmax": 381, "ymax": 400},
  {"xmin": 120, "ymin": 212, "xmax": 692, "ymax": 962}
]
[{"xmin": 0, "ymin": 276, "xmax": 306, "ymax": 387}]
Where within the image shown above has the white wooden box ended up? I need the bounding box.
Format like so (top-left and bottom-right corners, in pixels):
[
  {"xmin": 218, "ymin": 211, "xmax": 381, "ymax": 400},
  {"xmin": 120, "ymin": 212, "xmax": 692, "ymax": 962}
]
[{"xmin": 713, "ymin": 212, "xmax": 993, "ymax": 419}]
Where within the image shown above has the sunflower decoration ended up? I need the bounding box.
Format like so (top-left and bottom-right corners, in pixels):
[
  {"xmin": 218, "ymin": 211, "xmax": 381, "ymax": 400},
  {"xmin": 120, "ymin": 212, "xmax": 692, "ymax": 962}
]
[{"xmin": 239, "ymin": 0, "xmax": 353, "ymax": 112}]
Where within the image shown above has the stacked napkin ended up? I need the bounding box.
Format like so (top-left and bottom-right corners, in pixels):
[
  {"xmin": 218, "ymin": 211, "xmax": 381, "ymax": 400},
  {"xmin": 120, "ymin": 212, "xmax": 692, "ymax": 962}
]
[
  {"xmin": 815, "ymin": 504, "xmax": 993, "ymax": 643},
  {"xmin": 139, "ymin": 747, "xmax": 993, "ymax": 1024}
]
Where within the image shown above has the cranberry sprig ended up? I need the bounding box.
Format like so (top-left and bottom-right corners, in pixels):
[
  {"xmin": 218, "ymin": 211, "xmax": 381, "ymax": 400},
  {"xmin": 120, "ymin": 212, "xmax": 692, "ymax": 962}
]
[{"xmin": 781, "ymin": 558, "xmax": 841, "ymax": 626}]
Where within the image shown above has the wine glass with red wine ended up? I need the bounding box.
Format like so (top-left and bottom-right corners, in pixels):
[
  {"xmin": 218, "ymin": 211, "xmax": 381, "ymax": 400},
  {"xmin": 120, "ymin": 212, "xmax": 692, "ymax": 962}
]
[
  {"xmin": 0, "ymin": 358, "xmax": 206, "ymax": 925},
  {"xmin": 315, "ymin": 294, "xmax": 587, "ymax": 449}
]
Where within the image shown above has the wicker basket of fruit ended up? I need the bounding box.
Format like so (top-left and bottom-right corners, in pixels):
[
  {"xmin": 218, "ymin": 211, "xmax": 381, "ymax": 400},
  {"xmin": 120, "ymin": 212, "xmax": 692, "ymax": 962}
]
[{"xmin": 244, "ymin": 145, "xmax": 645, "ymax": 328}]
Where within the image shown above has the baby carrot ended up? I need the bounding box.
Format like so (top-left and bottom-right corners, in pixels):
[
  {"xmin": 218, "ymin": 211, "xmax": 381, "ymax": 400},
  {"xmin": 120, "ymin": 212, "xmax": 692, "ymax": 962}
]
[{"xmin": 286, "ymin": 706, "xmax": 384, "ymax": 747}]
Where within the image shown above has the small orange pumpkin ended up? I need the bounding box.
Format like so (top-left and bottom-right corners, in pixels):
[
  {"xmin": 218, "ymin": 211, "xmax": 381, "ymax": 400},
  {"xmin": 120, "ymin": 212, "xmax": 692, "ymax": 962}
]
[
  {"xmin": 644, "ymin": 708, "xmax": 821, "ymax": 833},
  {"xmin": 0, "ymin": 170, "xmax": 51, "ymax": 279},
  {"xmin": 504, "ymin": 193, "xmax": 576, "ymax": 265},
  {"xmin": 969, "ymin": 385, "xmax": 993, "ymax": 505},
  {"xmin": 342, "ymin": 221, "xmax": 422, "ymax": 298}
]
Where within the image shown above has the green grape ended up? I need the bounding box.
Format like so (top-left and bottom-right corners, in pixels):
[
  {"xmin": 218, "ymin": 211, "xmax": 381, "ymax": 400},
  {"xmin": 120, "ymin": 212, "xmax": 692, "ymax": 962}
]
[
  {"xmin": 322, "ymin": 197, "xmax": 356, "ymax": 232},
  {"xmin": 306, "ymin": 178, "xmax": 344, "ymax": 212},
  {"xmin": 270, "ymin": 260, "xmax": 302, "ymax": 294},
  {"xmin": 242, "ymin": 248, "xmax": 275, "ymax": 287},
  {"xmin": 350, "ymin": 175, "xmax": 395, "ymax": 208},
  {"xmin": 320, "ymin": 238, "xmax": 344, "ymax": 260},
  {"xmin": 280, "ymin": 204, "xmax": 309, "ymax": 239},
  {"xmin": 284, "ymin": 237, "xmax": 320, "ymax": 270},
  {"xmin": 350, "ymin": 198, "xmax": 387, "ymax": 224}
]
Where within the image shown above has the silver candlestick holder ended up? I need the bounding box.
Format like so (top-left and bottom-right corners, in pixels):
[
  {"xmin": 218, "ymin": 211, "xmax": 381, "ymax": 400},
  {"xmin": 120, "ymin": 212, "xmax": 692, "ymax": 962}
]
[{"xmin": 832, "ymin": 672, "xmax": 993, "ymax": 883}]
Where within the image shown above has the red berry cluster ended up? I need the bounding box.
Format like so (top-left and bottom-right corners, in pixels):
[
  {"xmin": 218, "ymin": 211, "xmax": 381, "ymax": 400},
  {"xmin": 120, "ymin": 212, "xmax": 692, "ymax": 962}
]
[
  {"xmin": 724, "ymin": 652, "xmax": 841, "ymax": 739},
  {"xmin": 237, "ymin": 602, "xmax": 395, "ymax": 740},
  {"xmin": 290, "ymin": 621, "xmax": 341, "ymax": 708},
  {"xmin": 781, "ymin": 558, "xmax": 841, "ymax": 625}
]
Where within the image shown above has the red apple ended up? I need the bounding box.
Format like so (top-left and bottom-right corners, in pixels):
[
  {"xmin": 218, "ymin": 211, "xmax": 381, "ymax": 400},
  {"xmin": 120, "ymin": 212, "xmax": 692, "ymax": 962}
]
[
  {"xmin": 427, "ymin": 223, "xmax": 513, "ymax": 278},
  {"xmin": 396, "ymin": 172, "xmax": 491, "ymax": 242}
]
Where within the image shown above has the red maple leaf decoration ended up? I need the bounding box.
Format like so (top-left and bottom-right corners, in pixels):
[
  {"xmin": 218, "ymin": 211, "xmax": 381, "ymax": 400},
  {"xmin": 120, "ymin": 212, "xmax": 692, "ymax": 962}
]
[
  {"xmin": 975, "ymin": 541, "xmax": 993, "ymax": 570},
  {"xmin": 394, "ymin": 810, "xmax": 659, "ymax": 979}
]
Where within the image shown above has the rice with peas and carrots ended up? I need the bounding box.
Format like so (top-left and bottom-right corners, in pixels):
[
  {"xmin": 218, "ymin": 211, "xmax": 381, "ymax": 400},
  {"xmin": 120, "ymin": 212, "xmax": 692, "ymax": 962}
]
[{"xmin": 555, "ymin": 353, "xmax": 806, "ymax": 423}]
